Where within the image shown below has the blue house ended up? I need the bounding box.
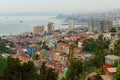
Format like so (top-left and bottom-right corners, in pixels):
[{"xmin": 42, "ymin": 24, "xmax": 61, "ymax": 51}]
[
  {"xmin": 27, "ymin": 48, "xmax": 36, "ymax": 55},
  {"xmin": 45, "ymin": 52, "xmax": 50, "ymax": 59}
]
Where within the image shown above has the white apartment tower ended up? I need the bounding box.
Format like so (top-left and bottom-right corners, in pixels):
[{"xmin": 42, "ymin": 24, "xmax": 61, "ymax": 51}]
[{"xmin": 68, "ymin": 19, "xmax": 74, "ymax": 30}]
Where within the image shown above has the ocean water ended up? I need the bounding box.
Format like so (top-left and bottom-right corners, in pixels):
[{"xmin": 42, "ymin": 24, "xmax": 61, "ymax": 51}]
[{"xmin": 0, "ymin": 16, "xmax": 68, "ymax": 36}]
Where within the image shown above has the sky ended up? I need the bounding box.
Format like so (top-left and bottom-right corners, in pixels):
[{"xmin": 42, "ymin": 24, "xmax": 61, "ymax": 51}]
[{"xmin": 0, "ymin": 0, "xmax": 120, "ymax": 14}]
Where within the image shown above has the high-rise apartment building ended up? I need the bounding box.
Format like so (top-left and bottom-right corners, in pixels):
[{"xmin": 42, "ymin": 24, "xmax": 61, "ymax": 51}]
[
  {"xmin": 47, "ymin": 22, "xmax": 54, "ymax": 32},
  {"xmin": 88, "ymin": 20, "xmax": 113, "ymax": 32},
  {"xmin": 68, "ymin": 19, "xmax": 74, "ymax": 30},
  {"xmin": 33, "ymin": 25, "xmax": 45, "ymax": 34},
  {"xmin": 103, "ymin": 20, "xmax": 113, "ymax": 32},
  {"xmin": 88, "ymin": 21, "xmax": 100, "ymax": 32}
]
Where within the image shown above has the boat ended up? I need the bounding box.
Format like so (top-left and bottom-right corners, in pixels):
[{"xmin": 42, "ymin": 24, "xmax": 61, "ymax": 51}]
[
  {"xmin": 6, "ymin": 17, "xmax": 8, "ymax": 19},
  {"xmin": 19, "ymin": 20, "xmax": 23, "ymax": 23}
]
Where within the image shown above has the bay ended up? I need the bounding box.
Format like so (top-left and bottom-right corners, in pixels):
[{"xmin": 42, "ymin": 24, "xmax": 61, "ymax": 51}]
[{"xmin": 0, "ymin": 16, "xmax": 67, "ymax": 36}]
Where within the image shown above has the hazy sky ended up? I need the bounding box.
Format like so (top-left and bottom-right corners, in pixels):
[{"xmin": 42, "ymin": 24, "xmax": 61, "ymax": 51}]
[{"xmin": 0, "ymin": 0, "xmax": 120, "ymax": 13}]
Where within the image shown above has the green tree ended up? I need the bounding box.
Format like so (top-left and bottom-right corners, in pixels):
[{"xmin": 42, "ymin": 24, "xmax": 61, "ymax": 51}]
[
  {"xmin": 98, "ymin": 34, "xmax": 103, "ymax": 41},
  {"xmin": 20, "ymin": 61, "xmax": 39, "ymax": 80},
  {"xmin": 66, "ymin": 58, "xmax": 82, "ymax": 80},
  {"xmin": 83, "ymin": 34, "xmax": 109, "ymax": 68},
  {"xmin": 57, "ymin": 40, "xmax": 64, "ymax": 43},
  {"xmin": 32, "ymin": 53, "xmax": 39, "ymax": 60},
  {"xmin": 40, "ymin": 62, "xmax": 47, "ymax": 79},
  {"xmin": 113, "ymin": 39, "xmax": 120, "ymax": 56},
  {"xmin": 0, "ymin": 56, "xmax": 7, "ymax": 75},
  {"xmin": 44, "ymin": 68, "xmax": 58, "ymax": 80},
  {"xmin": 114, "ymin": 64, "xmax": 120, "ymax": 80},
  {"xmin": 44, "ymin": 45, "xmax": 50, "ymax": 50},
  {"xmin": 97, "ymin": 34, "xmax": 110, "ymax": 51},
  {"xmin": 1, "ymin": 57, "xmax": 39, "ymax": 80},
  {"xmin": 110, "ymin": 27, "xmax": 116, "ymax": 32},
  {"xmin": 39, "ymin": 61, "xmax": 58, "ymax": 80},
  {"xmin": 1, "ymin": 57, "xmax": 22, "ymax": 80},
  {"xmin": 83, "ymin": 38, "xmax": 97, "ymax": 52},
  {"xmin": 92, "ymin": 52, "xmax": 105, "ymax": 68}
]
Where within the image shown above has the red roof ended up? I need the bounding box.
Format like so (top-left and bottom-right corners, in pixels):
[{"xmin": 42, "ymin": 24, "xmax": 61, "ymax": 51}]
[
  {"xmin": 78, "ymin": 38, "xmax": 86, "ymax": 43},
  {"xmin": 105, "ymin": 64, "xmax": 112, "ymax": 68},
  {"xmin": 75, "ymin": 34, "xmax": 82, "ymax": 37},
  {"xmin": 12, "ymin": 53, "xmax": 30, "ymax": 60}
]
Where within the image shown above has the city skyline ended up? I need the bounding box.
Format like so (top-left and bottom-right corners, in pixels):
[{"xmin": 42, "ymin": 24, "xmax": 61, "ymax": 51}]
[{"xmin": 0, "ymin": 0, "xmax": 120, "ymax": 15}]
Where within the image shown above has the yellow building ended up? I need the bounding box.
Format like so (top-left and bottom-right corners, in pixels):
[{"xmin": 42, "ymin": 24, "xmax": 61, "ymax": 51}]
[
  {"xmin": 40, "ymin": 53, "xmax": 45, "ymax": 59},
  {"xmin": 34, "ymin": 25, "xmax": 45, "ymax": 34}
]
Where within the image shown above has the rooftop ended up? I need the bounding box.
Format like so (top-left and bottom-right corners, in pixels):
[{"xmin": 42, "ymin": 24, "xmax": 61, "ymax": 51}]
[
  {"xmin": 78, "ymin": 38, "xmax": 86, "ymax": 43},
  {"xmin": 107, "ymin": 67, "xmax": 117, "ymax": 73},
  {"xmin": 105, "ymin": 55, "xmax": 119, "ymax": 60},
  {"xmin": 101, "ymin": 75, "xmax": 113, "ymax": 80},
  {"xmin": 86, "ymin": 72, "xmax": 98, "ymax": 78}
]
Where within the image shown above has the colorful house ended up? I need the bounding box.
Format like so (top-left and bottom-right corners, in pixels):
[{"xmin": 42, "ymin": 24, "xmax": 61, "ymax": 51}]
[
  {"xmin": 27, "ymin": 44, "xmax": 36, "ymax": 55},
  {"xmin": 39, "ymin": 49, "xmax": 46, "ymax": 59},
  {"xmin": 45, "ymin": 51, "xmax": 50, "ymax": 59},
  {"xmin": 40, "ymin": 53, "xmax": 45, "ymax": 59},
  {"xmin": 54, "ymin": 52, "xmax": 61, "ymax": 61},
  {"xmin": 52, "ymin": 50, "xmax": 68, "ymax": 61},
  {"xmin": 105, "ymin": 55, "xmax": 120, "ymax": 65},
  {"xmin": 57, "ymin": 42, "xmax": 70, "ymax": 54},
  {"xmin": 78, "ymin": 38, "xmax": 86, "ymax": 49},
  {"xmin": 73, "ymin": 34, "xmax": 82, "ymax": 41},
  {"xmin": 11, "ymin": 52, "xmax": 30, "ymax": 63},
  {"xmin": 105, "ymin": 67, "xmax": 117, "ymax": 76},
  {"xmin": 59, "ymin": 53, "xmax": 67, "ymax": 61}
]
